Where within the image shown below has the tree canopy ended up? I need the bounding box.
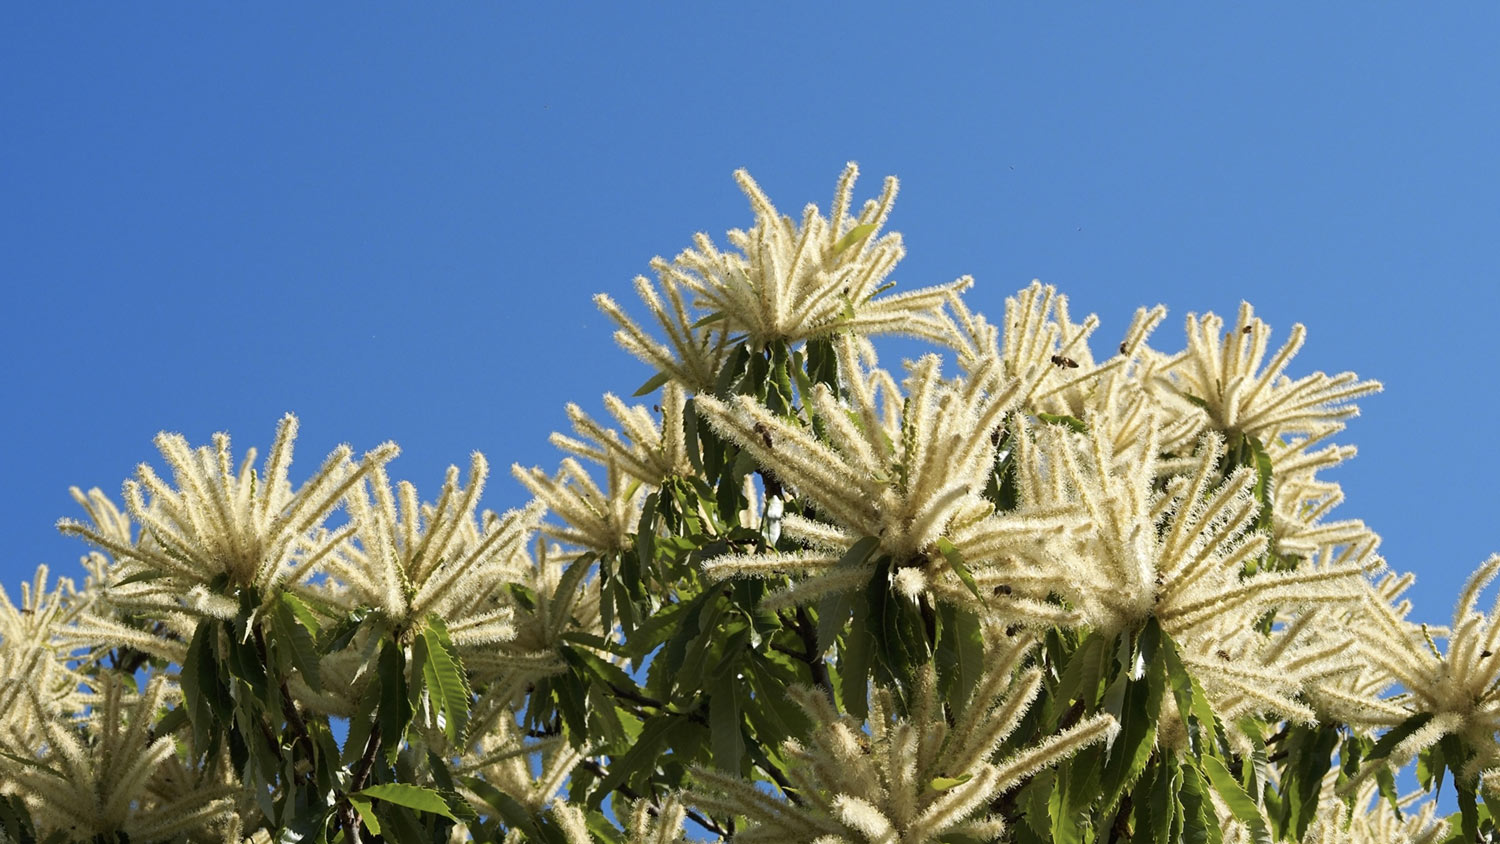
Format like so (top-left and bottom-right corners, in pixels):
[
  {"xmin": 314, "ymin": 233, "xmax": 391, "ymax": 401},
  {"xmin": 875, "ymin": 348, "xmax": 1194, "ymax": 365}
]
[{"xmin": 0, "ymin": 165, "xmax": 1491, "ymax": 843}]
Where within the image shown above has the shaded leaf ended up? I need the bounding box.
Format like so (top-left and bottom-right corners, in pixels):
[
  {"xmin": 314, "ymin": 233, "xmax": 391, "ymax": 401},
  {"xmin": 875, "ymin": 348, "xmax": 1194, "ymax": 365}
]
[{"xmin": 355, "ymin": 784, "xmax": 458, "ymax": 820}]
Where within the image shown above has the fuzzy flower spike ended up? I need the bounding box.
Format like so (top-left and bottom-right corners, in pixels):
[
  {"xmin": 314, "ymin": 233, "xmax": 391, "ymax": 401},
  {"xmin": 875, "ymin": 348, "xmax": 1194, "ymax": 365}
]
[
  {"xmin": 1022, "ymin": 417, "xmax": 1366, "ymax": 725},
  {"xmin": 59, "ymin": 415, "xmax": 397, "ymax": 609},
  {"xmin": 696, "ymin": 336, "xmax": 1080, "ymax": 621},
  {"xmin": 1167, "ymin": 302, "xmax": 1381, "ymax": 447},
  {"xmin": 597, "ymin": 165, "xmax": 968, "ymax": 392},
  {"xmin": 688, "ymin": 635, "xmax": 1118, "ymax": 843}
]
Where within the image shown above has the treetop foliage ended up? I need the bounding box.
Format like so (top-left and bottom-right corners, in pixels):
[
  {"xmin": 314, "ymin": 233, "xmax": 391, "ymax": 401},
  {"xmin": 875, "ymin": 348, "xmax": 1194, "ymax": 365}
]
[{"xmin": 1, "ymin": 164, "xmax": 1493, "ymax": 843}]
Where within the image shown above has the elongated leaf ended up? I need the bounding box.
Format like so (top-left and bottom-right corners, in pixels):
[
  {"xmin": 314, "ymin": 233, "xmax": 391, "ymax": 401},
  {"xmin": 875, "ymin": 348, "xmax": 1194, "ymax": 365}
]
[
  {"xmin": 348, "ymin": 796, "xmax": 382, "ymax": 835},
  {"xmin": 111, "ymin": 569, "xmax": 167, "ymax": 587},
  {"xmin": 935, "ymin": 602, "xmax": 984, "ymax": 711},
  {"xmin": 378, "ymin": 640, "xmax": 412, "ymax": 761},
  {"xmin": 632, "ymin": 370, "xmax": 672, "ymax": 397},
  {"xmin": 1368, "ymin": 711, "xmax": 1435, "ymax": 762},
  {"xmin": 1100, "ymin": 664, "xmax": 1161, "ymax": 813},
  {"xmin": 588, "ymin": 716, "xmax": 676, "ymax": 809},
  {"xmin": 832, "ymin": 223, "xmax": 877, "ymax": 256},
  {"xmin": 464, "ymin": 775, "xmax": 553, "ymax": 841},
  {"xmin": 273, "ymin": 593, "xmax": 322, "ymax": 692},
  {"xmin": 1037, "ymin": 412, "xmax": 1088, "ymax": 433},
  {"xmin": 1162, "ymin": 633, "xmax": 1216, "ymax": 755},
  {"xmin": 930, "ymin": 774, "xmax": 972, "ymax": 791},
  {"xmin": 355, "ymin": 784, "xmax": 458, "ymax": 820},
  {"xmin": 935, "ymin": 537, "xmax": 983, "ymax": 602},
  {"xmin": 420, "ymin": 618, "xmax": 471, "ymax": 745},
  {"xmin": 1052, "ymin": 630, "xmax": 1112, "ymax": 719},
  {"xmin": 1203, "ymin": 756, "xmax": 1270, "ymax": 844},
  {"xmin": 815, "ymin": 536, "xmax": 880, "ymax": 657},
  {"xmin": 1178, "ymin": 761, "xmax": 1223, "ymax": 844},
  {"xmin": 709, "ymin": 670, "xmax": 743, "ymax": 772}
]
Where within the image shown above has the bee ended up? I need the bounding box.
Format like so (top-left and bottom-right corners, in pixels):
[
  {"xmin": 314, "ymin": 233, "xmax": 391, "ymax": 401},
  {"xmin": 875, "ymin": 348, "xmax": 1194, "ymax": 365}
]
[
  {"xmin": 1216, "ymin": 649, "xmax": 1231, "ymax": 661},
  {"xmin": 653, "ymin": 404, "xmax": 663, "ymax": 413},
  {"xmin": 1484, "ymin": 650, "xmax": 1494, "ymax": 659},
  {"xmin": 1119, "ymin": 341, "xmax": 1129, "ymax": 356},
  {"xmin": 1242, "ymin": 325, "xmax": 1253, "ymax": 335},
  {"xmin": 752, "ymin": 422, "xmax": 773, "ymax": 449},
  {"xmin": 1050, "ymin": 354, "xmax": 1079, "ymax": 369},
  {"xmin": 992, "ymin": 584, "xmax": 1013, "ymax": 597}
]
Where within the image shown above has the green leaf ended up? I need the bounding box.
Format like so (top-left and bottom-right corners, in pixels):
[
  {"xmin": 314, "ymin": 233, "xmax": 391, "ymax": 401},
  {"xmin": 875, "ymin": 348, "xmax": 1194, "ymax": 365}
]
[
  {"xmin": 831, "ymin": 222, "xmax": 877, "ymax": 256},
  {"xmin": 273, "ymin": 593, "xmax": 322, "ymax": 692},
  {"xmin": 111, "ymin": 569, "xmax": 167, "ymax": 587},
  {"xmin": 1177, "ymin": 761, "xmax": 1223, "ymax": 844},
  {"xmin": 378, "ymin": 639, "xmax": 412, "ymax": 762},
  {"xmin": 815, "ymin": 536, "xmax": 880, "ymax": 654},
  {"xmin": 1135, "ymin": 759, "xmax": 1176, "ymax": 844},
  {"xmin": 181, "ymin": 621, "xmax": 229, "ymax": 753},
  {"xmin": 805, "ymin": 335, "xmax": 839, "ymax": 388},
  {"xmin": 929, "ymin": 774, "xmax": 973, "ymax": 791},
  {"xmin": 691, "ymin": 311, "xmax": 727, "ymax": 328},
  {"xmin": 587, "ymin": 716, "xmax": 676, "ymax": 809},
  {"xmin": 935, "ymin": 537, "xmax": 983, "ymax": 603},
  {"xmin": 1036, "ymin": 412, "xmax": 1088, "ymax": 433},
  {"xmin": 348, "ymin": 796, "xmax": 382, "ymax": 835},
  {"xmin": 420, "ymin": 617, "xmax": 471, "ymax": 745},
  {"xmin": 1367, "ymin": 711, "xmax": 1434, "ymax": 763},
  {"xmin": 632, "ymin": 370, "xmax": 672, "ymax": 397},
  {"xmin": 464, "ymin": 776, "xmax": 552, "ymax": 840},
  {"xmin": 935, "ymin": 602, "xmax": 984, "ymax": 712},
  {"xmin": 1052, "ymin": 629, "xmax": 1112, "ymax": 719},
  {"xmin": 354, "ymin": 784, "xmax": 458, "ymax": 821},
  {"xmin": 1161, "ymin": 633, "xmax": 1216, "ymax": 756},
  {"xmin": 709, "ymin": 670, "xmax": 743, "ymax": 772},
  {"xmin": 225, "ymin": 619, "xmax": 268, "ymax": 702},
  {"xmin": 1203, "ymin": 756, "xmax": 1270, "ymax": 844},
  {"xmin": 840, "ymin": 591, "xmax": 874, "ymax": 720},
  {"xmin": 1099, "ymin": 648, "xmax": 1161, "ymax": 813}
]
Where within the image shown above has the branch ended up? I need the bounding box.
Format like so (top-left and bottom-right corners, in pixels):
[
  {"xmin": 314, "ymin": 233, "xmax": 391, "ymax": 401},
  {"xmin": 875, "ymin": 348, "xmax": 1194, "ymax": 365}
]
[
  {"xmin": 337, "ymin": 729, "xmax": 384, "ymax": 844},
  {"xmin": 792, "ymin": 606, "xmax": 835, "ymax": 700},
  {"xmin": 578, "ymin": 758, "xmax": 728, "ymax": 837}
]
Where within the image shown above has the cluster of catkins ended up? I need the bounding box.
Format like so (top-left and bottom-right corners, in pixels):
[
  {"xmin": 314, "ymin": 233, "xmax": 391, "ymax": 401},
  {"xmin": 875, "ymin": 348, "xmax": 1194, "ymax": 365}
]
[{"xmin": 0, "ymin": 164, "xmax": 1490, "ymax": 843}]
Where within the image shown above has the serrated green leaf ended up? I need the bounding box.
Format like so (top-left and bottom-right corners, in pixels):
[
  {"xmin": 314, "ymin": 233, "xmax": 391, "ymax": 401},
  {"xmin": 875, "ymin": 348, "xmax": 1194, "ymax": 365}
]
[
  {"xmin": 273, "ymin": 593, "xmax": 322, "ymax": 692},
  {"xmin": 815, "ymin": 536, "xmax": 880, "ymax": 655},
  {"xmin": 1052, "ymin": 630, "xmax": 1112, "ymax": 720},
  {"xmin": 1203, "ymin": 756, "xmax": 1270, "ymax": 844},
  {"xmin": 1178, "ymin": 761, "xmax": 1223, "ymax": 844},
  {"xmin": 378, "ymin": 639, "xmax": 412, "ymax": 761},
  {"xmin": 1100, "ymin": 659, "xmax": 1160, "ymax": 813},
  {"xmin": 348, "ymin": 796, "xmax": 382, "ymax": 835},
  {"xmin": 1368, "ymin": 711, "xmax": 1434, "ymax": 762},
  {"xmin": 1162, "ymin": 633, "xmax": 1216, "ymax": 756},
  {"xmin": 354, "ymin": 784, "xmax": 458, "ymax": 820},
  {"xmin": 420, "ymin": 618, "xmax": 471, "ymax": 745},
  {"xmin": 935, "ymin": 602, "xmax": 984, "ymax": 713}
]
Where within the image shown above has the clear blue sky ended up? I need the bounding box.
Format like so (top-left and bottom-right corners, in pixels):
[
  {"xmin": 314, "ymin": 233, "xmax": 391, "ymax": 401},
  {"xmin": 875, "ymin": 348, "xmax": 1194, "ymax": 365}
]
[{"xmin": 4, "ymin": 3, "xmax": 1498, "ymax": 711}]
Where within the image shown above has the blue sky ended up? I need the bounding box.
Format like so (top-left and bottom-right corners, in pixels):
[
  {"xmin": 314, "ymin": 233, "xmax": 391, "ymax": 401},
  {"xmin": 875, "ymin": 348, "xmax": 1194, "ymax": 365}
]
[{"xmin": 3, "ymin": 0, "xmax": 1497, "ymax": 771}]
